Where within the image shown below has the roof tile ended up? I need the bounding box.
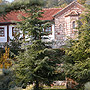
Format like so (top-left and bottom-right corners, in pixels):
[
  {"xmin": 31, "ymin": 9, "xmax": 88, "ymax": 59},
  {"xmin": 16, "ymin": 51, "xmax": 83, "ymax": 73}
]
[{"xmin": 0, "ymin": 8, "xmax": 62, "ymax": 23}]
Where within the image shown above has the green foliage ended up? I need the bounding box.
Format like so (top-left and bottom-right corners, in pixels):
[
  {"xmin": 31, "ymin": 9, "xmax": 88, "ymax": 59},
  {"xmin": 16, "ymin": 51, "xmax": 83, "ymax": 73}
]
[
  {"xmin": 63, "ymin": 9, "xmax": 90, "ymax": 89},
  {"xmin": 0, "ymin": 68, "xmax": 14, "ymax": 90},
  {"xmin": 0, "ymin": 0, "xmax": 44, "ymax": 15},
  {"xmin": 0, "ymin": 1, "xmax": 65, "ymax": 90},
  {"xmin": 15, "ymin": 41, "xmax": 64, "ymax": 89},
  {"xmin": 77, "ymin": 0, "xmax": 86, "ymax": 5},
  {"xmin": 17, "ymin": 9, "xmax": 47, "ymax": 41},
  {"xmin": 8, "ymin": 36, "xmax": 22, "ymax": 55},
  {"xmin": 66, "ymin": 12, "xmax": 90, "ymax": 62},
  {"xmin": 45, "ymin": 0, "xmax": 58, "ymax": 8},
  {"xmin": 44, "ymin": 0, "xmax": 73, "ymax": 8},
  {"xmin": 0, "ymin": 0, "xmax": 65, "ymax": 90},
  {"xmin": 58, "ymin": 0, "xmax": 73, "ymax": 5}
]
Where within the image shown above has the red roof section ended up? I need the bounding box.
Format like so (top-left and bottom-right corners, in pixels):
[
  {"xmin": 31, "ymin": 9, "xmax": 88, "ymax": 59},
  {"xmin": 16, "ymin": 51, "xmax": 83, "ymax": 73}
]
[
  {"xmin": 0, "ymin": 8, "xmax": 62, "ymax": 23},
  {"xmin": 0, "ymin": 11, "xmax": 27, "ymax": 23},
  {"xmin": 40, "ymin": 8, "xmax": 62, "ymax": 21}
]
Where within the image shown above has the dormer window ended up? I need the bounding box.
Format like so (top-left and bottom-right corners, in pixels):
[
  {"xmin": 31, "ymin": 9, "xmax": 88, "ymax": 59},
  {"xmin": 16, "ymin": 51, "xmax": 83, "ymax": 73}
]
[
  {"xmin": 0, "ymin": 27, "xmax": 4, "ymax": 37},
  {"xmin": 73, "ymin": 21, "xmax": 75, "ymax": 29}
]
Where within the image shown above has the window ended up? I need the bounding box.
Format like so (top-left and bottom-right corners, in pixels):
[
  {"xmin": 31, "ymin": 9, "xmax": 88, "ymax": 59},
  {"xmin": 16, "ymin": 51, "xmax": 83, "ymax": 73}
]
[
  {"xmin": 12, "ymin": 27, "xmax": 19, "ymax": 36},
  {"xmin": 0, "ymin": 27, "xmax": 4, "ymax": 37},
  {"xmin": 73, "ymin": 21, "xmax": 75, "ymax": 29},
  {"xmin": 44, "ymin": 26, "xmax": 52, "ymax": 33},
  {"xmin": 45, "ymin": 27, "xmax": 51, "ymax": 32},
  {"xmin": 59, "ymin": 24, "xmax": 64, "ymax": 31},
  {"xmin": 59, "ymin": 24, "xmax": 62, "ymax": 30}
]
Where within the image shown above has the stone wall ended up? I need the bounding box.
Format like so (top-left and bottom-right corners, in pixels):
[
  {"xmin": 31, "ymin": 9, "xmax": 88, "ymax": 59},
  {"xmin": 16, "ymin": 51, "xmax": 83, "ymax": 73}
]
[{"xmin": 54, "ymin": 3, "xmax": 83, "ymax": 48}]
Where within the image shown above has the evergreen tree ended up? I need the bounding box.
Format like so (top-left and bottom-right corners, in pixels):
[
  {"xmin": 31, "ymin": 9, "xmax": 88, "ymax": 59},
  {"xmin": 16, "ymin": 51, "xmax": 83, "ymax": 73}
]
[
  {"xmin": 8, "ymin": 34, "xmax": 22, "ymax": 55},
  {"xmin": 14, "ymin": 0, "xmax": 64, "ymax": 89},
  {"xmin": 0, "ymin": 0, "xmax": 65, "ymax": 90},
  {"xmin": 15, "ymin": 43, "xmax": 64, "ymax": 90}
]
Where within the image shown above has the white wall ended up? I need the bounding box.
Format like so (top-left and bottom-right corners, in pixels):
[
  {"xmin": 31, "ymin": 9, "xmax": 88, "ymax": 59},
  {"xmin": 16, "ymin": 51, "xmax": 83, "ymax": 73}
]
[
  {"xmin": 48, "ymin": 24, "xmax": 55, "ymax": 40},
  {"xmin": 0, "ymin": 24, "xmax": 55, "ymax": 43},
  {"xmin": 9, "ymin": 25, "xmax": 14, "ymax": 40}
]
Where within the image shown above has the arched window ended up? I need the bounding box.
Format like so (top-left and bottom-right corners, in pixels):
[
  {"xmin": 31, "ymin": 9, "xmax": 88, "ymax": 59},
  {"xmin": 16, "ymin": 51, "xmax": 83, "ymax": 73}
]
[
  {"xmin": 73, "ymin": 21, "xmax": 75, "ymax": 29},
  {"xmin": 59, "ymin": 24, "xmax": 62, "ymax": 30}
]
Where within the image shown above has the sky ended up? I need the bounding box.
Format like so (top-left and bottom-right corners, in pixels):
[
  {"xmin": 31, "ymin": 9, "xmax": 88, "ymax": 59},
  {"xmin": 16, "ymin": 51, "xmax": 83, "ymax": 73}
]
[{"xmin": 6, "ymin": 0, "xmax": 14, "ymax": 2}]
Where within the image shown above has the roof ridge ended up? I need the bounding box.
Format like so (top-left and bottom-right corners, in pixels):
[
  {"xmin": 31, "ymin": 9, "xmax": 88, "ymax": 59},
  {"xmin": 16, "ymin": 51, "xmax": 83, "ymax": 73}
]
[
  {"xmin": 43, "ymin": 8, "xmax": 62, "ymax": 10},
  {"xmin": 53, "ymin": 1, "xmax": 77, "ymax": 17},
  {"xmin": 53, "ymin": 1, "xmax": 85, "ymax": 17}
]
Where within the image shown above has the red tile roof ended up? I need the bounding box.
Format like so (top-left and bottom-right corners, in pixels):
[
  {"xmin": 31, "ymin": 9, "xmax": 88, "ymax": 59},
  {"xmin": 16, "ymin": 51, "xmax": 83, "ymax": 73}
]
[
  {"xmin": 0, "ymin": 11, "xmax": 27, "ymax": 23},
  {"xmin": 0, "ymin": 8, "xmax": 62, "ymax": 23},
  {"xmin": 39, "ymin": 8, "xmax": 62, "ymax": 21}
]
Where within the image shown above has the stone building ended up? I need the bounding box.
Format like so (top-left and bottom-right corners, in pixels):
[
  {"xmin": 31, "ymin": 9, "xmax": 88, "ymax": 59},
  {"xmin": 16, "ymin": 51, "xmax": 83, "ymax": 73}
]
[
  {"xmin": 0, "ymin": 1, "xmax": 84, "ymax": 48},
  {"xmin": 53, "ymin": 1, "xmax": 84, "ymax": 48}
]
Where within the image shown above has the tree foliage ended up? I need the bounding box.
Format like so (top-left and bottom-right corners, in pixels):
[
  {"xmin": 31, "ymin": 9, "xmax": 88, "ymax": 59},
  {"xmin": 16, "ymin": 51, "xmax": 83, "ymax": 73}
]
[
  {"xmin": 63, "ymin": 9, "xmax": 90, "ymax": 89},
  {"xmin": 0, "ymin": 0, "xmax": 44, "ymax": 15},
  {"xmin": 0, "ymin": 0, "xmax": 65, "ymax": 90},
  {"xmin": 77, "ymin": 0, "xmax": 86, "ymax": 5},
  {"xmin": 13, "ymin": 0, "xmax": 64, "ymax": 89},
  {"xmin": 15, "ymin": 42, "xmax": 64, "ymax": 89},
  {"xmin": 45, "ymin": 0, "xmax": 58, "ymax": 8},
  {"xmin": 44, "ymin": 0, "xmax": 74, "ymax": 8}
]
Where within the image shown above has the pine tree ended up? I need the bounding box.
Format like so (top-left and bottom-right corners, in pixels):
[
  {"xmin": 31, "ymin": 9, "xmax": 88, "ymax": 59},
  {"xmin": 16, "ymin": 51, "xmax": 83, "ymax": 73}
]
[
  {"xmin": 0, "ymin": 0, "xmax": 65, "ymax": 90},
  {"xmin": 16, "ymin": 43, "xmax": 64, "ymax": 89},
  {"xmin": 14, "ymin": 0, "xmax": 64, "ymax": 89}
]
